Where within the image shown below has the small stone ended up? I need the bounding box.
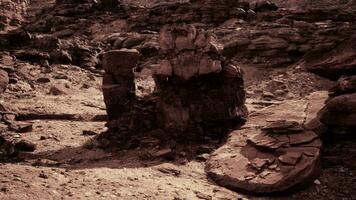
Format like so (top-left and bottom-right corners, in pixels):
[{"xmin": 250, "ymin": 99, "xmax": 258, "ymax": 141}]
[
  {"xmin": 39, "ymin": 172, "xmax": 48, "ymax": 179},
  {"xmin": 196, "ymin": 153, "xmax": 210, "ymax": 161},
  {"xmin": 152, "ymin": 148, "xmax": 173, "ymax": 159},
  {"xmin": 314, "ymin": 179, "xmax": 321, "ymax": 185},
  {"xmin": 49, "ymin": 85, "xmax": 68, "ymax": 95},
  {"xmin": 37, "ymin": 77, "xmax": 51, "ymax": 83},
  {"xmin": 8, "ymin": 122, "xmax": 33, "ymax": 133},
  {"xmin": 195, "ymin": 191, "xmax": 212, "ymax": 200},
  {"xmin": 14, "ymin": 140, "xmax": 36, "ymax": 152},
  {"xmin": 82, "ymin": 130, "xmax": 98, "ymax": 136}
]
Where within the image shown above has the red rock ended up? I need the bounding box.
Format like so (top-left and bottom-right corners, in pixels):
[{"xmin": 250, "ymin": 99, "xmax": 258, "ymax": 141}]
[
  {"xmin": 206, "ymin": 121, "xmax": 321, "ymax": 194},
  {"xmin": 102, "ymin": 49, "xmax": 140, "ymax": 75},
  {"xmin": 319, "ymin": 93, "xmax": 356, "ymax": 128},
  {"xmin": 0, "ymin": 69, "xmax": 9, "ymax": 93}
]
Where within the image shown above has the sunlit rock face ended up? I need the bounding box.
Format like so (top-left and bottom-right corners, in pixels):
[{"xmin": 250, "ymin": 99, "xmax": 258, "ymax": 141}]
[{"xmin": 153, "ymin": 24, "xmax": 247, "ymax": 134}]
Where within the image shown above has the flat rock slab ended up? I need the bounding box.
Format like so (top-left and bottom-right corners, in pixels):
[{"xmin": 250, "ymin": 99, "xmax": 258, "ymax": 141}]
[
  {"xmin": 206, "ymin": 126, "xmax": 321, "ymax": 194},
  {"xmin": 206, "ymin": 92, "xmax": 327, "ymax": 194}
]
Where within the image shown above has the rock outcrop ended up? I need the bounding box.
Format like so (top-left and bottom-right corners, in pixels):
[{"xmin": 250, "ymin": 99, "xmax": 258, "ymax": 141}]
[
  {"xmin": 206, "ymin": 122, "xmax": 321, "ymax": 194},
  {"xmin": 153, "ymin": 24, "xmax": 247, "ymax": 133},
  {"xmin": 206, "ymin": 94, "xmax": 326, "ymax": 195},
  {"xmin": 304, "ymin": 36, "xmax": 356, "ymax": 80}
]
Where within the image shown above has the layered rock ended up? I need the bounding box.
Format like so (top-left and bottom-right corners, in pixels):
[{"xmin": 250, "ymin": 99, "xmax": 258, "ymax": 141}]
[
  {"xmin": 153, "ymin": 24, "xmax": 247, "ymax": 133},
  {"xmin": 205, "ymin": 93, "xmax": 327, "ymax": 194},
  {"xmin": 206, "ymin": 122, "xmax": 321, "ymax": 194},
  {"xmin": 129, "ymin": 0, "xmax": 277, "ymax": 30},
  {"xmin": 304, "ymin": 36, "xmax": 356, "ymax": 80}
]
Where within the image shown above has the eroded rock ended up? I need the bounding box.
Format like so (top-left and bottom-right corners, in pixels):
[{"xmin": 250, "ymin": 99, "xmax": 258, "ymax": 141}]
[
  {"xmin": 206, "ymin": 121, "xmax": 321, "ymax": 194},
  {"xmin": 154, "ymin": 24, "xmax": 247, "ymax": 132},
  {"xmin": 0, "ymin": 69, "xmax": 9, "ymax": 93}
]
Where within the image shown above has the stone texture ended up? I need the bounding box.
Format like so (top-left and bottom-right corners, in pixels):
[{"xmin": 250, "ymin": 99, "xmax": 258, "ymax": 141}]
[
  {"xmin": 153, "ymin": 24, "xmax": 247, "ymax": 132},
  {"xmin": 102, "ymin": 49, "xmax": 140, "ymax": 120},
  {"xmin": 304, "ymin": 36, "xmax": 356, "ymax": 80},
  {"xmin": 329, "ymin": 75, "xmax": 356, "ymax": 97},
  {"xmin": 319, "ymin": 93, "xmax": 356, "ymax": 128},
  {"xmin": 0, "ymin": 69, "xmax": 9, "ymax": 93},
  {"xmin": 206, "ymin": 92, "xmax": 328, "ymax": 194},
  {"xmin": 206, "ymin": 122, "xmax": 321, "ymax": 194}
]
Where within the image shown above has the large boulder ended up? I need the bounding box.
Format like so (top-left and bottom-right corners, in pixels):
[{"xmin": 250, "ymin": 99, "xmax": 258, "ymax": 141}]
[
  {"xmin": 206, "ymin": 121, "xmax": 321, "ymax": 194},
  {"xmin": 319, "ymin": 93, "xmax": 356, "ymax": 129},
  {"xmin": 329, "ymin": 75, "xmax": 356, "ymax": 97}
]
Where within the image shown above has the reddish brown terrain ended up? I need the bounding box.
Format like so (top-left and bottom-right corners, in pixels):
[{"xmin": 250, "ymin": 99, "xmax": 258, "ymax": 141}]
[{"xmin": 0, "ymin": 0, "xmax": 355, "ymax": 200}]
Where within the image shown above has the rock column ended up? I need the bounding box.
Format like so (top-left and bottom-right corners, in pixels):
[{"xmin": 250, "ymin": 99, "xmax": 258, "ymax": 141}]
[
  {"xmin": 153, "ymin": 24, "xmax": 247, "ymax": 133},
  {"xmin": 102, "ymin": 49, "xmax": 140, "ymax": 121}
]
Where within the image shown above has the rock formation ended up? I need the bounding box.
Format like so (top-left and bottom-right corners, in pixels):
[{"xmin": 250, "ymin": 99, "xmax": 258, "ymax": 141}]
[
  {"xmin": 304, "ymin": 36, "xmax": 356, "ymax": 80},
  {"xmin": 153, "ymin": 24, "xmax": 247, "ymax": 135},
  {"xmin": 206, "ymin": 99, "xmax": 323, "ymax": 194},
  {"xmin": 318, "ymin": 75, "xmax": 356, "ymax": 133},
  {"xmin": 206, "ymin": 122, "xmax": 321, "ymax": 194}
]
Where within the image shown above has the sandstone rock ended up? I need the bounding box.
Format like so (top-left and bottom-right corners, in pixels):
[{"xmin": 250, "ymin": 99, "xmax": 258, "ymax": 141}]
[
  {"xmin": 153, "ymin": 60, "xmax": 172, "ymax": 77},
  {"xmin": 159, "ymin": 25, "xmax": 175, "ymax": 53},
  {"xmin": 172, "ymin": 51, "xmax": 200, "ymax": 80},
  {"xmin": 329, "ymin": 75, "xmax": 356, "ymax": 97},
  {"xmin": 0, "ymin": 69, "xmax": 9, "ymax": 93},
  {"xmin": 121, "ymin": 34, "xmax": 146, "ymax": 48},
  {"xmin": 206, "ymin": 122, "xmax": 321, "ymax": 194},
  {"xmin": 49, "ymin": 85, "xmax": 68, "ymax": 95},
  {"xmin": 305, "ymin": 37, "xmax": 356, "ymax": 80},
  {"xmin": 319, "ymin": 93, "xmax": 356, "ymax": 128},
  {"xmin": 154, "ymin": 24, "xmax": 247, "ymax": 132},
  {"xmin": 8, "ymin": 122, "xmax": 33, "ymax": 133},
  {"xmin": 14, "ymin": 140, "xmax": 36, "ymax": 152},
  {"xmin": 102, "ymin": 49, "xmax": 140, "ymax": 75}
]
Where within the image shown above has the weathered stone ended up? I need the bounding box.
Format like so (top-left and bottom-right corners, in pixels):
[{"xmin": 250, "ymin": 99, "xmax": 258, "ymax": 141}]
[
  {"xmin": 206, "ymin": 122, "xmax": 321, "ymax": 194},
  {"xmin": 102, "ymin": 49, "xmax": 140, "ymax": 75},
  {"xmin": 329, "ymin": 75, "xmax": 356, "ymax": 97},
  {"xmin": 8, "ymin": 122, "xmax": 33, "ymax": 133},
  {"xmin": 171, "ymin": 51, "xmax": 200, "ymax": 80},
  {"xmin": 0, "ymin": 69, "xmax": 9, "ymax": 93},
  {"xmin": 319, "ymin": 93, "xmax": 356, "ymax": 128},
  {"xmin": 153, "ymin": 24, "xmax": 247, "ymax": 133},
  {"xmin": 305, "ymin": 37, "xmax": 356, "ymax": 80},
  {"xmin": 153, "ymin": 60, "xmax": 172, "ymax": 77},
  {"xmin": 14, "ymin": 140, "xmax": 36, "ymax": 152},
  {"xmin": 198, "ymin": 56, "xmax": 221, "ymax": 75}
]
